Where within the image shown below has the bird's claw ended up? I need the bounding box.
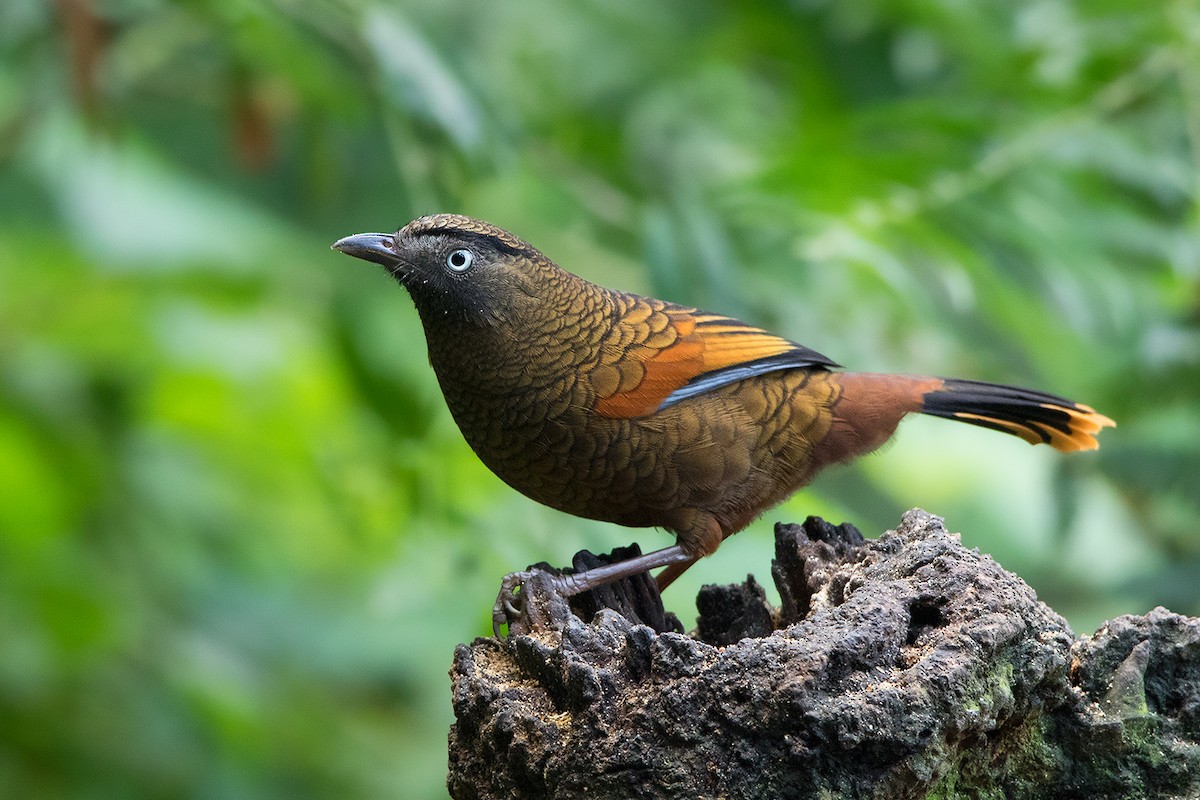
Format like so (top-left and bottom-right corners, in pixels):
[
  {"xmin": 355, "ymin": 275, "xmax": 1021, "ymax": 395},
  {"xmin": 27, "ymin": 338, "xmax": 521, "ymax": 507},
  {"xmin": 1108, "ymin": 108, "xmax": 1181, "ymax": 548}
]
[
  {"xmin": 491, "ymin": 568, "xmax": 578, "ymax": 638},
  {"xmin": 492, "ymin": 570, "xmax": 534, "ymax": 638}
]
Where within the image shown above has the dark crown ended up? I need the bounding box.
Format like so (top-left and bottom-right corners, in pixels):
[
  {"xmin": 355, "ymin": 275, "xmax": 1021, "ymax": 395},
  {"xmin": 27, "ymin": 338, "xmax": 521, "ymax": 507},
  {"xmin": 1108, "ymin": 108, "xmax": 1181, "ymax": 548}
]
[{"xmin": 400, "ymin": 214, "xmax": 534, "ymax": 256}]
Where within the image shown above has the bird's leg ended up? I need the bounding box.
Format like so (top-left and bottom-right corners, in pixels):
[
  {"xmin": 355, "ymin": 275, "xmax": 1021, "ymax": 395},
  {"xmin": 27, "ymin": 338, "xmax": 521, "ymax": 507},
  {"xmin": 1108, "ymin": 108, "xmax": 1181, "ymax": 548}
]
[
  {"xmin": 654, "ymin": 512, "xmax": 721, "ymax": 592},
  {"xmin": 554, "ymin": 545, "xmax": 695, "ymax": 594},
  {"xmin": 654, "ymin": 557, "xmax": 699, "ymax": 592},
  {"xmin": 492, "ymin": 545, "xmax": 694, "ymax": 637}
]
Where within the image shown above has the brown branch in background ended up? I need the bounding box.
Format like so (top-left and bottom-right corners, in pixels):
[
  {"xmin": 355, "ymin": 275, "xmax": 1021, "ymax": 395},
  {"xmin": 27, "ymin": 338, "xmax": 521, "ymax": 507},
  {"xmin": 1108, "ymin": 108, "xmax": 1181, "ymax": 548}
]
[
  {"xmin": 55, "ymin": 0, "xmax": 110, "ymax": 123},
  {"xmin": 231, "ymin": 65, "xmax": 275, "ymax": 173}
]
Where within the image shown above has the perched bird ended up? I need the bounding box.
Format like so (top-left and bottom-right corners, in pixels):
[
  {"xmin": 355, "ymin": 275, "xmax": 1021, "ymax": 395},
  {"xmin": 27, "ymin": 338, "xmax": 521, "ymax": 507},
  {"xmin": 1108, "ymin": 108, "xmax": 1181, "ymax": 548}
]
[{"xmin": 333, "ymin": 214, "xmax": 1114, "ymax": 628}]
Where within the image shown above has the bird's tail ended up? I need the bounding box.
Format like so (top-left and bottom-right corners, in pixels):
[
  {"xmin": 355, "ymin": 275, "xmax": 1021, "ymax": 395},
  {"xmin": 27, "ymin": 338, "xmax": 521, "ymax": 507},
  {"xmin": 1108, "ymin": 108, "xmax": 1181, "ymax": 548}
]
[{"xmin": 919, "ymin": 378, "xmax": 1114, "ymax": 452}]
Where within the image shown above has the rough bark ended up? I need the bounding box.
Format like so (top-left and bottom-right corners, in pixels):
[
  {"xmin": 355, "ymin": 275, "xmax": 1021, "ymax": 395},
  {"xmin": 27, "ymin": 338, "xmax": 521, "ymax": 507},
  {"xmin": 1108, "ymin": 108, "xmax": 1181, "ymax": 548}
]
[{"xmin": 448, "ymin": 510, "xmax": 1200, "ymax": 799}]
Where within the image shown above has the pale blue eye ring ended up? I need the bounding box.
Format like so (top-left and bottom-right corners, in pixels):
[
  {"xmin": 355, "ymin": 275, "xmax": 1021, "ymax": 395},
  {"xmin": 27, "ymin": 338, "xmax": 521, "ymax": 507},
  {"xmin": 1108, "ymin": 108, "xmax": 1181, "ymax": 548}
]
[{"xmin": 447, "ymin": 249, "xmax": 473, "ymax": 271}]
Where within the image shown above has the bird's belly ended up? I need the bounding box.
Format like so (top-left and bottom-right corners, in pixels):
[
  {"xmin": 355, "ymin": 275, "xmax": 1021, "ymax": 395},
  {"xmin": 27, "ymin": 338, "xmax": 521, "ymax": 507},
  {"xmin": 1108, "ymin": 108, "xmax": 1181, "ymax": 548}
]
[
  {"xmin": 446, "ymin": 374, "xmax": 835, "ymax": 535},
  {"xmin": 460, "ymin": 412, "xmax": 662, "ymax": 527}
]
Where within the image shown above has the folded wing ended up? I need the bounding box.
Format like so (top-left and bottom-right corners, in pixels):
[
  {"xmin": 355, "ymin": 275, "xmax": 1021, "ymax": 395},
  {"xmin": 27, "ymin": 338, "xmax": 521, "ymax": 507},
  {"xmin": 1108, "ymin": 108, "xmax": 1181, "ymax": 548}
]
[{"xmin": 591, "ymin": 299, "xmax": 837, "ymax": 418}]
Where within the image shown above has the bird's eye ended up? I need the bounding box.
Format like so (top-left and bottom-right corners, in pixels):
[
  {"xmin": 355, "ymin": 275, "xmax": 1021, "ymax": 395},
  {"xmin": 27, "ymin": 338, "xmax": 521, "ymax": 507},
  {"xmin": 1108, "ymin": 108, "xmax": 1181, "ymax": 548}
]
[{"xmin": 446, "ymin": 249, "xmax": 474, "ymax": 272}]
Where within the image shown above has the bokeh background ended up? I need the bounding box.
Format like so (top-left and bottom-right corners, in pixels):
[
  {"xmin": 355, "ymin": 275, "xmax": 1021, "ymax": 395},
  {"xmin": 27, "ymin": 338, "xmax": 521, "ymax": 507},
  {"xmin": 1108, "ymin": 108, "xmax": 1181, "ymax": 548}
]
[{"xmin": 2, "ymin": 1, "xmax": 1198, "ymax": 797}]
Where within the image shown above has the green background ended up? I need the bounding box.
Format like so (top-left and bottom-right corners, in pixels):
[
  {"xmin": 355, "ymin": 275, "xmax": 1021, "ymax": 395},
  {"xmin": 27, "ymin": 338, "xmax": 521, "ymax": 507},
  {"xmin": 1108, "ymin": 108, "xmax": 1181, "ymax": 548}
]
[{"xmin": 2, "ymin": 1, "xmax": 1197, "ymax": 797}]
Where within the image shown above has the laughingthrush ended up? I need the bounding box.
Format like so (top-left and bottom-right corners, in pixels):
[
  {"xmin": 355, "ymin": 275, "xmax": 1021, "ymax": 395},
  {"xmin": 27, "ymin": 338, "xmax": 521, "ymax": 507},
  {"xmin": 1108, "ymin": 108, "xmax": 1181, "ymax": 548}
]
[{"xmin": 333, "ymin": 214, "xmax": 1114, "ymax": 630}]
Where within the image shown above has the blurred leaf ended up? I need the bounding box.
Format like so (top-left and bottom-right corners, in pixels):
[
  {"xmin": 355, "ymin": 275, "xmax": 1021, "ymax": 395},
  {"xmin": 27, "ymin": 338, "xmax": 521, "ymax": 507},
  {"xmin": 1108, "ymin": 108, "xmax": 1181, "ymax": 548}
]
[{"xmin": 1, "ymin": 2, "xmax": 1197, "ymax": 798}]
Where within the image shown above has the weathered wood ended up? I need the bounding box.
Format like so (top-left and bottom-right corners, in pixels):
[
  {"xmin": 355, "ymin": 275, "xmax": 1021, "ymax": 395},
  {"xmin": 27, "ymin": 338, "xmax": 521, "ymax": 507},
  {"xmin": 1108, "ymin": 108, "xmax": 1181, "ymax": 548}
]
[{"xmin": 449, "ymin": 510, "xmax": 1200, "ymax": 799}]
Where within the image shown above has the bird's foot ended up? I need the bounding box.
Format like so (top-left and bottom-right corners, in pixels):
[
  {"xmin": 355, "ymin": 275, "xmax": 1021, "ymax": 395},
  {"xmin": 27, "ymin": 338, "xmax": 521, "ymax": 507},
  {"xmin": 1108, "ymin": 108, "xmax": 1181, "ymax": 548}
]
[
  {"xmin": 491, "ymin": 545, "xmax": 697, "ymax": 638},
  {"xmin": 491, "ymin": 570, "xmax": 532, "ymax": 637},
  {"xmin": 491, "ymin": 568, "xmax": 575, "ymax": 638}
]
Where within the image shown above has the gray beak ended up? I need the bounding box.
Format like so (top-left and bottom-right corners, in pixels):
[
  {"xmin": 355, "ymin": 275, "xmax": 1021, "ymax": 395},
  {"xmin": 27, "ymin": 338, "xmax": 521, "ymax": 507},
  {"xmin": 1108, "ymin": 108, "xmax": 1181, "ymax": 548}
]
[{"xmin": 331, "ymin": 232, "xmax": 402, "ymax": 267}]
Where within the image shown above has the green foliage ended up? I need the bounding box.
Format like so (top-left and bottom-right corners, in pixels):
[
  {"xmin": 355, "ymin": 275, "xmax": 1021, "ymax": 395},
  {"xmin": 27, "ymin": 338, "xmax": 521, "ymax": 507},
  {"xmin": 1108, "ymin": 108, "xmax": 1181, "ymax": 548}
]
[{"xmin": 1, "ymin": 1, "xmax": 1197, "ymax": 797}]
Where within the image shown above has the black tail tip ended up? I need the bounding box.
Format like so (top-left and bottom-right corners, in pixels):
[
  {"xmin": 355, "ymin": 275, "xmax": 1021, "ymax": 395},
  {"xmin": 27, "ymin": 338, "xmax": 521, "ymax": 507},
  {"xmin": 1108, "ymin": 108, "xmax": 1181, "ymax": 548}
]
[{"xmin": 922, "ymin": 378, "xmax": 1114, "ymax": 452}]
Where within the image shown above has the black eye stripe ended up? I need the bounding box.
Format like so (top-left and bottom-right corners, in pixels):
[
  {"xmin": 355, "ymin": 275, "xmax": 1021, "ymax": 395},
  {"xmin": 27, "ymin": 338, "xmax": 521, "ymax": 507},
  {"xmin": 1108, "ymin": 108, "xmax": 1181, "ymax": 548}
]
[{"xmin": 407, "ymin": 227, "xmax": 532, "ymax": 259}]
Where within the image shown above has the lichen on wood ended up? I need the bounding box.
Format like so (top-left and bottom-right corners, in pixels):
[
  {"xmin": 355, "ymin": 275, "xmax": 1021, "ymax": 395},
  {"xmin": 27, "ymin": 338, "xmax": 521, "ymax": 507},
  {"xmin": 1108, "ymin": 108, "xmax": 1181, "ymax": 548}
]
[{"xmin": 448, "ymin": 510, "xmax": 1200, "ymax": 799}]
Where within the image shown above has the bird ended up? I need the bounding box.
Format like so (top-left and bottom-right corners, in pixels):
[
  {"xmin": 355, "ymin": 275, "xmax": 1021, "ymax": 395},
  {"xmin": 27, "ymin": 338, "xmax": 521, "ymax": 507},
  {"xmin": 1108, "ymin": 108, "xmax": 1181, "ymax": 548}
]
[{"xmin": 332, "ymin": 214, "xmax": 1114, "ymax": 630}]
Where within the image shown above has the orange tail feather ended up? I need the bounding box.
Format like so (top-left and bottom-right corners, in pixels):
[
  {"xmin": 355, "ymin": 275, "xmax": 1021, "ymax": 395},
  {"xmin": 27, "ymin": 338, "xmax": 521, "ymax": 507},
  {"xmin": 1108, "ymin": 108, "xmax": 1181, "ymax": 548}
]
[{"xmin": 920, "ymin": 378, "xmax": 1114, "ymax": 452}]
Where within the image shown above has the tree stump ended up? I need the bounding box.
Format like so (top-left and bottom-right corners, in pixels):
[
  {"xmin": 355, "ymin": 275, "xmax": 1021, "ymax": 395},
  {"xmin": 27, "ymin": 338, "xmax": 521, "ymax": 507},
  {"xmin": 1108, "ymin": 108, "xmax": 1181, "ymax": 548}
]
[{"xmin": 448, "ymin": 509, "xmax": 1200, "ymax": 799}]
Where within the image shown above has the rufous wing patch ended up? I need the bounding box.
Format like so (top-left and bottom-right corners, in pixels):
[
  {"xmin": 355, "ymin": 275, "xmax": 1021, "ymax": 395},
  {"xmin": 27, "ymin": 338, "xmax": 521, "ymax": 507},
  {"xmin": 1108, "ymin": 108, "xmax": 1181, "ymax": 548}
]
[{"xmin": 593, "ymin": 308, "xmax": 831, "ymax": 418}]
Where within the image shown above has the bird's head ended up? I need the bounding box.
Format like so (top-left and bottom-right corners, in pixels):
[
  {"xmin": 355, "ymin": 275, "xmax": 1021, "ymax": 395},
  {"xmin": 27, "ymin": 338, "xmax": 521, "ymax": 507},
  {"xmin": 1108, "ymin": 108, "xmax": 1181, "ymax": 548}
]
[{"xmin": 332, "ymin": 214, "xmax": 561, "ymax": 327}]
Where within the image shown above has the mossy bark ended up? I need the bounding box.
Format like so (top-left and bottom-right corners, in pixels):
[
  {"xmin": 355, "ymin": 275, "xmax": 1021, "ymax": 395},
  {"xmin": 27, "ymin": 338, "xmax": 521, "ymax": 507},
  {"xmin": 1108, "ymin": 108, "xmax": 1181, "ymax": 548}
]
[{"xmin": 448, "ymin": 510, "xmax": 1200, "ymax": 799}]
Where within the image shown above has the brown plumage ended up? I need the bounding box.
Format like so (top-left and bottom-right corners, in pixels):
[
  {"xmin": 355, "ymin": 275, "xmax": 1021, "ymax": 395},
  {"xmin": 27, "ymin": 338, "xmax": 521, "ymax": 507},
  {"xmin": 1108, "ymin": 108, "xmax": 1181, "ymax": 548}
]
[{"xmin": 333, "ymin": 214, "xmax": 1114, "ymax": 622}]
